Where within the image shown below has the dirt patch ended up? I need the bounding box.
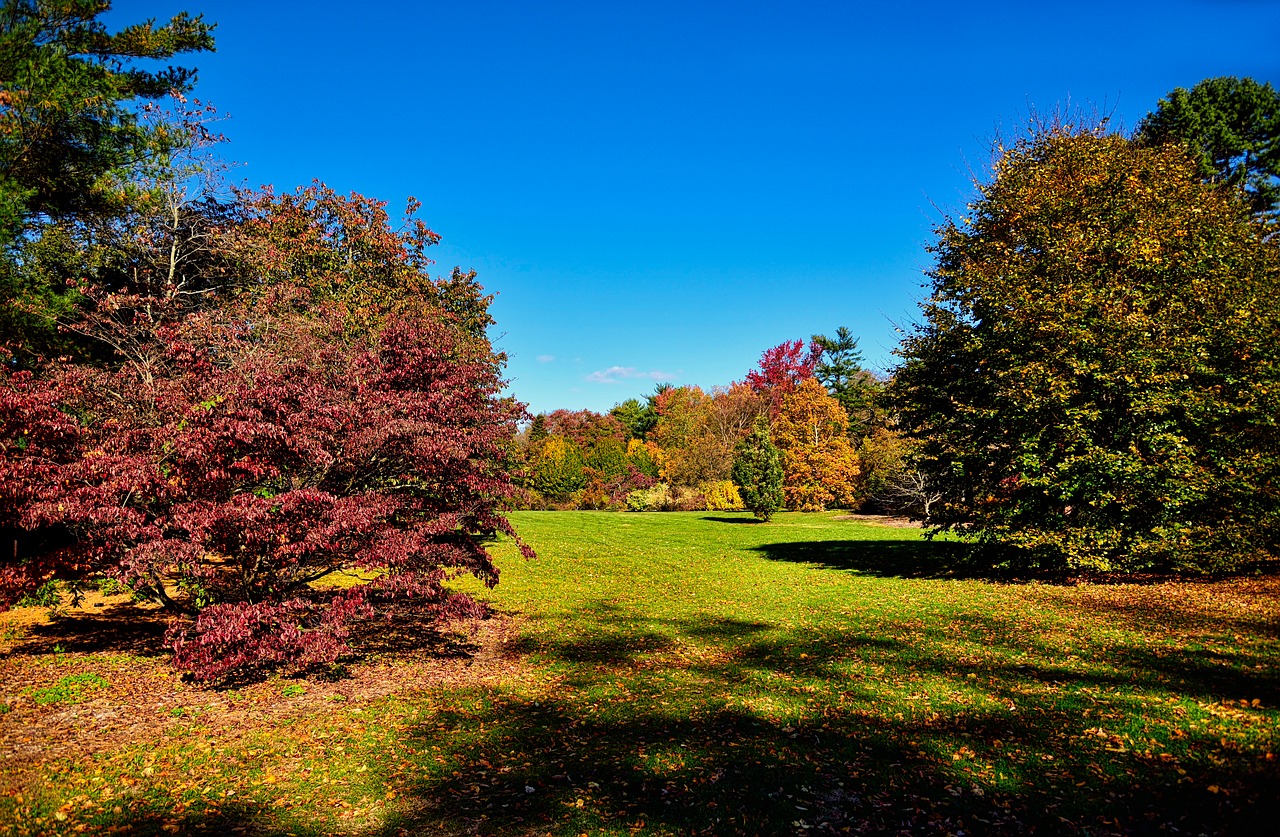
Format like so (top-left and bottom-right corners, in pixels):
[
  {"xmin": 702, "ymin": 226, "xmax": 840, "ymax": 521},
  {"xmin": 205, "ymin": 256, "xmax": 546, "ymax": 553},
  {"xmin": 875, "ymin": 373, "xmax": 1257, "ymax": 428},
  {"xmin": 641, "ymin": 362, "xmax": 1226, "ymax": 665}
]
[
  {"xmin": 832, "ymin": 513, "xmax": 922, "ymax": 528},
  {"xmin": 0, "ymin": 595, "xmax": 527, "ymax": 794}
]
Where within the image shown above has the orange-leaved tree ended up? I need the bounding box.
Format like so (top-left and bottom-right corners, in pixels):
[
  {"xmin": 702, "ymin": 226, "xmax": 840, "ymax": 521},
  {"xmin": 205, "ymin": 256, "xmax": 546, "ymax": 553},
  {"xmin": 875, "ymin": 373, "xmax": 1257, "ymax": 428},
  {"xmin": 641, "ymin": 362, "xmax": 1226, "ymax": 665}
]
[{"xmin": 773, "ymin": 378, "xmax": 861, "ymax": 511}]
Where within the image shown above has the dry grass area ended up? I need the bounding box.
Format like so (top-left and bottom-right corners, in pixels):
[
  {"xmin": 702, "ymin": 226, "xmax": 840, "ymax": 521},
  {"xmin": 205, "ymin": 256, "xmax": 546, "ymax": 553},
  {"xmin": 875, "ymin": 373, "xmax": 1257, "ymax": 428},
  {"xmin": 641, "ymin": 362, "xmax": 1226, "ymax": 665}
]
[{"xmin": 0, "ymin": 591, "xmax": 526, "ymax": 795}]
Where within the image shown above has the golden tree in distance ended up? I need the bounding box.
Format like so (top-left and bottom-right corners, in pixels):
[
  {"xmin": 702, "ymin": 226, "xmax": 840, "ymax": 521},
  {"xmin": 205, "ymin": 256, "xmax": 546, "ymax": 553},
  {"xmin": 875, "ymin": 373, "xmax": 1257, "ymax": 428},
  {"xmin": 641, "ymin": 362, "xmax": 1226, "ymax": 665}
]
[{"xmin": 773, "ymin": 379, "xmax": 861, "ymax": 511}]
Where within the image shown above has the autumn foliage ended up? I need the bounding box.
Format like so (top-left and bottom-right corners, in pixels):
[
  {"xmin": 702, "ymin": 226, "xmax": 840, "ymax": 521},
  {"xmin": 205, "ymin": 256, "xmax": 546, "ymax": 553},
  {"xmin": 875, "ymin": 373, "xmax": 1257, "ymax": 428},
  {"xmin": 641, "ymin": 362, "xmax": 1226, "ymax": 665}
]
[
  {"xmin": 746, "ymin": 339, "xmax": 822, "ymax": 417},
  {"xmin": 3, "ymin": 268, "xmax": 526, "ymax": 680},
  {"xmin": 773, "ymin": 379, "xmax": 861, "ymax": 511},
  {"xmin": 1, "ymin": 17, "xmax": 528, "ymax": 679},
  {"xmin": 891, "ymin": 123, "xmax": 1280, "ymax": 572}
]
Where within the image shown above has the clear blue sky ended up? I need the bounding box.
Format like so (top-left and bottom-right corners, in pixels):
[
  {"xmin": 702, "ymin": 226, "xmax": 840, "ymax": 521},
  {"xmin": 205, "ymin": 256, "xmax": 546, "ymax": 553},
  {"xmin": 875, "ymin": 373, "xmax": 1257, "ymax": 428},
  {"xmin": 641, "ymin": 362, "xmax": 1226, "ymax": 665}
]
[{"xmin": 112, "ymin": 0, "xmax": 1280, "ymax": 416}]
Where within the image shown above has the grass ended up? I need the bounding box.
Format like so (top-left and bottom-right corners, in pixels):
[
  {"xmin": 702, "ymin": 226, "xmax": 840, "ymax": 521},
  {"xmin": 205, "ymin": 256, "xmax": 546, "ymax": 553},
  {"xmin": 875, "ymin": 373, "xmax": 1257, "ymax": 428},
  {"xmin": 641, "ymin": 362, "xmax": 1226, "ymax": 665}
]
[
  {"xmin": 25, "ymin": 673, "xmax": 110, "ymax": 707},
  {"xmin": 1, "ymin": 511, "xmax": 1277, "ymax": 835}
]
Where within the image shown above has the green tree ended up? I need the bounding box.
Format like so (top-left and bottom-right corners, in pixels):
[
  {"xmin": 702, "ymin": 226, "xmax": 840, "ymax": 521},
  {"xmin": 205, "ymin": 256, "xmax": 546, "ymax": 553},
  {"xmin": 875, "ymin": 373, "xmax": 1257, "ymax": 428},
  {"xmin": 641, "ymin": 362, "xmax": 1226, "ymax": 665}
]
[
  {"xmin": 1136, "ymin": 76, "xmax": 1280, "ymax": 221},
  {"xmin": 529, "ymin": 435, "xmax": 588, "ymax": 501},
  {"xmin": 890, "ymin": 122, "xmax": 1280, "ymax": 573},
  {"xmin": 528, "ymin": 414, "xmax": 548, "ymax": 444},
  {"xmin": 812, "ymin": 326, "xmax": 881, "ymax": 438},
  {"xmin": 610, "ymin": 397, "xmax": 656, "ymax": 440},
  {"xmin": 0, "ymin": 0, "xmax": 215, "ymax": 237},
  {"xmin": 731, "ymin": 421, "xmax": 784, "ymax": 521},
  {"xmin": 587, "ymin": 436, "xmax": 629, "ymax": 479},
  {"xmin": 0, "ymin": 0, "xmax": 215, "ymax": 356}
]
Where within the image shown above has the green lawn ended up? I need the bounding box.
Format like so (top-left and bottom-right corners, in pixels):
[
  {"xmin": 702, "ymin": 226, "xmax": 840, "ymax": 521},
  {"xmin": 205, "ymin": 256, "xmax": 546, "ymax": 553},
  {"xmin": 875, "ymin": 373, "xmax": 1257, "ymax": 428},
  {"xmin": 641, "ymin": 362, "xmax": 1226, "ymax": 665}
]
[{"xmin": 2, "ymin": 511, "xmax": 1277, "ymax": 835}]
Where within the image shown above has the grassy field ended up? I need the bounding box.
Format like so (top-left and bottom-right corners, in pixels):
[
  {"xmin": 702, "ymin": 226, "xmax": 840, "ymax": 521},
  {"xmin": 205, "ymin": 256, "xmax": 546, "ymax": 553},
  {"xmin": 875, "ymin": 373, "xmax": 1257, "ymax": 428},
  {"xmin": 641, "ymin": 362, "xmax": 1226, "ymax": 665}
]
[{"xmin": 1, "ymin": 511, "xmax": 1277, "ymax": 835}]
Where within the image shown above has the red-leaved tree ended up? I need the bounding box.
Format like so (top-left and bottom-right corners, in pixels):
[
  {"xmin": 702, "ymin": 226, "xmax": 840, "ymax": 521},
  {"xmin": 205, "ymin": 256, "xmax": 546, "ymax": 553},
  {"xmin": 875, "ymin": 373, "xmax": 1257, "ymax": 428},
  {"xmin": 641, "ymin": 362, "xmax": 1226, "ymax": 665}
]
[
  {"xmin": 745, "ymin": 339, "xmax": 823, "ymax": 417},
  {"xmin": 1, "ymin": 175, "xmax": 529, "ymax": 680},
  {"xmin": 2, "ymin": 287, "xmax": 527, "ymax": 680}
]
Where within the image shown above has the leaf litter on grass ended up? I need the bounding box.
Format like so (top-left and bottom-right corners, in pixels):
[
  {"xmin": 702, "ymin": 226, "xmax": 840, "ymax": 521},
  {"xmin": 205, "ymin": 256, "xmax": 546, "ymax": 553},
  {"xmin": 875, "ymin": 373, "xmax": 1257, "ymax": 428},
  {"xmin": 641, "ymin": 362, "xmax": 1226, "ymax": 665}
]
[{"xmin": 1, "ymin": 511, "xmax": 1277, "ymax": 835}]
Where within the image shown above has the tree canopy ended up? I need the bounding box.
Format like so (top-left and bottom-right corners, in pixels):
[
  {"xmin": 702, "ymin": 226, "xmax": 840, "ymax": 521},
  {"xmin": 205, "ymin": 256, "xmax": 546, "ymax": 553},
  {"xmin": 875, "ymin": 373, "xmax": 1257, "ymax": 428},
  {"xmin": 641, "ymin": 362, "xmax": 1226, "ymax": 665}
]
[
  {"xmin": 1135, "ymin": 76, "xmax": 1280, "ymax": 222},
  {"xmin": 890, "ymin": 121, "xmax": 1280, "ymax": 573},
  {"xmin": 0, "ymin": 0, "xmax": 215, "ymax": 238},
  {"xmin": 813, "ymin": 326, "xmax": 881, "ymax": 439}
]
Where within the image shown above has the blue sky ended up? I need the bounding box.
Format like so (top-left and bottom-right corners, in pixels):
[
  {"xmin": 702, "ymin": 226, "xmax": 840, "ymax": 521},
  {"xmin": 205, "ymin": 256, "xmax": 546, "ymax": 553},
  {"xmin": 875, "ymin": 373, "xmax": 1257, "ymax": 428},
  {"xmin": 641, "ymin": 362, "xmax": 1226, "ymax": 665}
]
[{"xmin": 112, "ymin": 0, "xmax": 1280, "ymax": 415}]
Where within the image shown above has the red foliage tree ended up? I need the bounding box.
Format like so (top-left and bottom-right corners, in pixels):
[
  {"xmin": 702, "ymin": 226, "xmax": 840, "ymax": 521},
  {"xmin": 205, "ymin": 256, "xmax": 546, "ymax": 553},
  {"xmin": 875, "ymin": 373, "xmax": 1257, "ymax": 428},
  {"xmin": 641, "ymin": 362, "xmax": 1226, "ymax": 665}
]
[
  {"xmin": 2, "ymin": 174, "xmax": 529, "ymax": 679},
  {"xmin": 541, "ymin": 409, "xmax": 626, "ymax": 451},
  {"xmin": 745, "ymin": 339, "xmax": 823, "ymax": 417},
  {"xmin": 2, "ymin": 289, "xmax": 527, "ymax": 680}
]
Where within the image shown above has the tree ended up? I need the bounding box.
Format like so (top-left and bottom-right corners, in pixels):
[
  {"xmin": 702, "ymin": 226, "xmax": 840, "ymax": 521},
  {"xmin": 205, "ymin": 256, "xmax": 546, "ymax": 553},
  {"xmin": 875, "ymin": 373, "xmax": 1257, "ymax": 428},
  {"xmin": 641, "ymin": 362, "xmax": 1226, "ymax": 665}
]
[
  {"xmin": 651, "ymin": 385, "xmax": 710, "ymax": 485},
  {"xmin": 625, "ymin": 437, "xmax": 661, "ymax": 478},
  {"xmin": 812, "ymin": 326, "xmax": 882, "ymax": 438},
  {"xmin": 772, "ymin": 378, "xmax": 860, "ymax": 511},
  {"xmin": 649, "ymin": 385, "xmax": 757, "ymax": 487},
  {"xmin": 890, "ymin": 122, "xmax": 1280, "ymax": 573},
  {"xmin": 731, "ymin": 421, "xmax": 784, "ymax": 521},
  {"xmin": 745, "ymin": 339, "xmax": 821, "ymax": 416},
  {"xmin": 528, "ymin": 435, "xmax": 587, "ymax": 501},
  {"xmin": 0, "ymin": 0, "xmax": 214, "ymax": 238},
  {"xmin": 528, "ymin": 413, "xmax": 548, "ymax": 443},
  {"xmin": 1, "ymin": 0, "xmax": 216, "ymax": 357},
  {"xmin": 540, "ymin": 409, "xmax": 625, "ymax": 451},
  {"xmin": 230, "ymin": 183, "xmax": 488, "ymax": 335},
  {"xmin": 2, "ymin": 287, "xmax": 529, "ymax": 680},
  {"xmin": 610, "ymin": 397, "xmax": 658, "ymax": 440},
  {"xmin": 1136, "ymin": 76, "xmax": 1280, "ymax": 221}
]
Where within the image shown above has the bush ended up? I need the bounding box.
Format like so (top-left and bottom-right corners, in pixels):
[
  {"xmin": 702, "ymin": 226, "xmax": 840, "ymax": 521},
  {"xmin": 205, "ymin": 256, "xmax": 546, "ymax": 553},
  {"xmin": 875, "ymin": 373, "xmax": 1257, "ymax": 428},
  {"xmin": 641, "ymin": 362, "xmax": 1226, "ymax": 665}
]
[
  {"xmin": 670, "ymin": 485, "xmax": 707, "ymax": 512},
  {"xmin": 626, "ymin": 484, "xmax": 673, "ymax": 512},
  {"xmin": 702, "ymin": 480, "xmax": 744, "ymax": 511}
]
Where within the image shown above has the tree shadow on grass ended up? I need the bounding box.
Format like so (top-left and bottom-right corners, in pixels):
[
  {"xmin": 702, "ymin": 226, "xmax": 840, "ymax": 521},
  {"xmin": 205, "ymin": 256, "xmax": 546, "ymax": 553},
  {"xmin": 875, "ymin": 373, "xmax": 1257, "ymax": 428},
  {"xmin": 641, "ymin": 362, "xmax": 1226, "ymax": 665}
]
[
  {"xmin": 4, "ymin": 599, "xmax": 489, "ymax": 690},
  {"xmin": 701, "ymin": 515, "xmax": 766, "ymax": 524},
  {"xmin": 346, "ymin": 608, "xmax": 484, "ymax": 662},
  {"xmin": 74, "ymin": 600, "xmax": 1280, "ymax": 836},
  {"xmin": 57, "ymin": 800, "xmax": 327, "ymax": 836},
  {"xmin": 371, "ymin": 612, "xmax": 1279, "ymax": 837},
  {"xmin": 8, "ymin": 602, "xmax": 168, "ymax": 658},
  {"xmin": 751, "ymin": 538, "xmax": 985, "ymax": 579}
]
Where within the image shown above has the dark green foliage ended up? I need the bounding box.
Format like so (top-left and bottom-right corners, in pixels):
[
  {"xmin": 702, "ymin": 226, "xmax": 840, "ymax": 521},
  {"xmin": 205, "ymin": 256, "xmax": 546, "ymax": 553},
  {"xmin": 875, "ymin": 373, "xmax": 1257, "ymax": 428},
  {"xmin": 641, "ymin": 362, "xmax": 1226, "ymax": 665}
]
[
  {"xmin": 890, "ymin": 123, "xmax": 1280, "ymax": 573},
  {"xmin": 731, "ymin": 422, "xmax": 784, "ymax": 521},
  {"xmin": 588, "ymin": 437, "xmax": 629, "ymax": 480},
  {"xmin": 609, "ymin": 383, "xmax": 669, "ymax": 441},
  {"xmin": 0, "ymin": 0, "xmax": 215, "ymax": 235},
  {"xmin": 1136, "ymin": 76, "xmax": 1280, "ymax": 221},
  {"xmin": 0, "ymin": 0, "xmax": 215, "ymax": 356},
  {"xmin": 529, "ymin": 436, "xmax": 588, "ymax": 501},
  {"xmin": 609, "ymin": 397, "xmax": 656, "ymax": 440},
  {"xmin": 812, "ymin": 326, "xmax": 882, "ymax": 438},
  {"xmin": 529, "ymin": 414, "xmax": 549, "ymax": 443}
]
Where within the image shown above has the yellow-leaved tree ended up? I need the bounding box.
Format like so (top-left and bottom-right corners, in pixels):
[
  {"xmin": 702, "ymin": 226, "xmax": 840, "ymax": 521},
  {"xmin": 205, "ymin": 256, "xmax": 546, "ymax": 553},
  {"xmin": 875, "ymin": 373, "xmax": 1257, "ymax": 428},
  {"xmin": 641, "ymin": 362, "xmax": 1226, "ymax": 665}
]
[{"xmin": 773, "ymin": 378, "xmax": 861, "ymax": 511}]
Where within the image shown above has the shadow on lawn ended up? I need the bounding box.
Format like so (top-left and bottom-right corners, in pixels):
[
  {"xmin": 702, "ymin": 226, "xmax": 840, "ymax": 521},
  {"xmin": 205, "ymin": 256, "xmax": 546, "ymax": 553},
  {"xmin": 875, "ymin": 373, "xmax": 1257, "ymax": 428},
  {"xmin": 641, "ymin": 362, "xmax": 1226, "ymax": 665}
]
[
  {"xmin": 752, "ymin": 538, "xmax": 980, "ymax": 579},
  {"xmin": 8, "ymin": 602, "xmax": 168, "ymax": 657},
  {"xmin": 89, "ymin": 603, "xmax": 1280, "ymax": 836},
  {"xmin": 85, "ymin": 803, "xmax": 322, "ymax": 836},
  {"xmin": 370, "ymin": 612, "xmax": 1278, "ymax": 836}
]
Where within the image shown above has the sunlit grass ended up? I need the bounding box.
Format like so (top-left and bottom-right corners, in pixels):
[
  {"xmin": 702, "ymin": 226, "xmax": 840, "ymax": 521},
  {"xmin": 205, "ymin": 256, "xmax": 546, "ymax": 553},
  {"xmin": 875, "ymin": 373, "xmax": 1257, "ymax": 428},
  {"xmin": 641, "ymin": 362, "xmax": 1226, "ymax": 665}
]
[{"xmin": 2, "ymin": 511, "xmax": 1276, "ymax": 835}]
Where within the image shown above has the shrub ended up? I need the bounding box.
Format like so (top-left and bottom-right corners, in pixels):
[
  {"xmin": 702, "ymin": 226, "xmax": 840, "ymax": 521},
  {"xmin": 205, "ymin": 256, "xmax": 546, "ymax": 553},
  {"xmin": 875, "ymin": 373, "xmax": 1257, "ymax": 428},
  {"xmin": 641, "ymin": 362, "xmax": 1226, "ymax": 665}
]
[
  {"xmin": 732, "ymin": 423, "xmax": 785, "ymax": 521},
  {"xmin": 702, "ymin": 480, "xmax": 744, "ymax": 511}
]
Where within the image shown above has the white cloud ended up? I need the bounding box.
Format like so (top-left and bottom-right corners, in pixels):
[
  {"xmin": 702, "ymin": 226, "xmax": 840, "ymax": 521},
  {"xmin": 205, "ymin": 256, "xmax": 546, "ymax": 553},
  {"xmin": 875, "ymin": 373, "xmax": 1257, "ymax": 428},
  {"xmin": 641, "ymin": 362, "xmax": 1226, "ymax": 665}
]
[
  {"xmin": 536, "ymin": 354, "xmax": 556, "ymax": 363},
  {"xmin": 585, "ymin": 366, "xmax": 679, "ymax": 385}
]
